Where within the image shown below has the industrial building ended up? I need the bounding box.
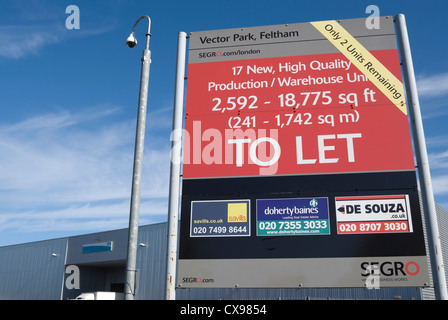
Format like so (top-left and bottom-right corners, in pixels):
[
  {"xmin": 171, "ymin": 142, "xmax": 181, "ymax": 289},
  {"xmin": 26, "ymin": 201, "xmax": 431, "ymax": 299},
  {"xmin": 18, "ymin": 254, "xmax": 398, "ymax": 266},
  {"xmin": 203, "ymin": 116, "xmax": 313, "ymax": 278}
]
[{"xmin": 0, "ymin": 203, "xmax": 446, "ymax": 300}]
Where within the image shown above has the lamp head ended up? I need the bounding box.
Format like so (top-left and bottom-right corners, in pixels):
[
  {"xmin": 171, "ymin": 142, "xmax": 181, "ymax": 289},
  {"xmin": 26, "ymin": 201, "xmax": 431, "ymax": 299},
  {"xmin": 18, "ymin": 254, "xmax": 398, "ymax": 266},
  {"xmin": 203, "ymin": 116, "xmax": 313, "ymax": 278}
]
[{"xmin": 125, "ymin": 33, "xmax": 137, "ymax": 48}]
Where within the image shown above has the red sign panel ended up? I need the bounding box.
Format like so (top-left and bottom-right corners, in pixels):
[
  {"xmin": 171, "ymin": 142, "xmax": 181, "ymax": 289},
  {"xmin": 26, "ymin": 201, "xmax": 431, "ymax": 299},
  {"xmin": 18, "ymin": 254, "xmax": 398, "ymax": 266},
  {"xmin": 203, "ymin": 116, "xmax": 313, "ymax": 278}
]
[{"xmin": 183, "ymin": 49, "xmax": 414, "ymax": 178}]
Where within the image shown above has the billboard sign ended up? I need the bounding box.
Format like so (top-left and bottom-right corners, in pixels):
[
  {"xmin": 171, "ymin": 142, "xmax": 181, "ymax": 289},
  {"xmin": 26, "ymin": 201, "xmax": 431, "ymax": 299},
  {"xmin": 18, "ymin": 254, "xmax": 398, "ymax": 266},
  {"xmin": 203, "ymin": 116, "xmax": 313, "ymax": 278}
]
[{"xmin": 178, "ymin": 17, "xmax": 429, "ymax": 289}]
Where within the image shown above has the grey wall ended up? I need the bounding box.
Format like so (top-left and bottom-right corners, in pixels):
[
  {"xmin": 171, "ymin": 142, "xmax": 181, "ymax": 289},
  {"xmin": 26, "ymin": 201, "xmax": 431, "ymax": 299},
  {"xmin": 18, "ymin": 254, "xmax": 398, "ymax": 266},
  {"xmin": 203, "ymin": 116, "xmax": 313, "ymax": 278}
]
[
  {"xmin": 0, "ymin": 238, "xmax": 67, "ymax": 300},
  {"xmin": 135, "ymin": 222, "xmax": 169, "ymax": 299}
]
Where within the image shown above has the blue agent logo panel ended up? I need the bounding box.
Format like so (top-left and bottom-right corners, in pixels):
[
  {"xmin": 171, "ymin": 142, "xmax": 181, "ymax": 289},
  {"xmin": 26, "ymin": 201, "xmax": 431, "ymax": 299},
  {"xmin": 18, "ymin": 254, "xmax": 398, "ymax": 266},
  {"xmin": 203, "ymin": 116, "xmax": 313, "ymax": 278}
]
[{"xmin": 257, "ymin": 197, "xmax": 330, "ymax": 236}]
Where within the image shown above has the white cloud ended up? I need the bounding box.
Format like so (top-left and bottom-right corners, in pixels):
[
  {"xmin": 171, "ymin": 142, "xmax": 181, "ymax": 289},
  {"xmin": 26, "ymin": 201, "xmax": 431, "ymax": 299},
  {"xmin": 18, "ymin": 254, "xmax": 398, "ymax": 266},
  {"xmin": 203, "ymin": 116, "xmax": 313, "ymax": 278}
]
[
  {"xmin": 0, "ymin": 107, "xmax": 171, "ymax": 234},
  {"xmin": 426, "ymin": 135, "xmax": 448, "ymax": 148},
  {"xmin": 429, "ymin": 150, "xmax": 448, "ymax": 169},
  {"xmin": 0, "ymin": 25, "xmax": 60, "ymax": 59},
  {"xmin": 417, "ymin": 73, "xmax": 448, "ymax": 98},
  {"xmin": 432, "ymin": 175, "xmax": 448, "ymax": 195},
  {"xmin": 0, "ymin": 198, "xmax": 168, "ymax": 233},
  {"xmin": 0, "ymin": 22, "xmax": 114, "ymax": 60}
]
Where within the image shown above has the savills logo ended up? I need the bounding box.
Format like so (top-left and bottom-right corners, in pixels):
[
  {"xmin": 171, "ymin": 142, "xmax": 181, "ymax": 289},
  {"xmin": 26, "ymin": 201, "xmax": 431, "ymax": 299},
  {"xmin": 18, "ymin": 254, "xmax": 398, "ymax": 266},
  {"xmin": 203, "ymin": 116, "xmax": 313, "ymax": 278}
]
[{"xmin": 227, "ymin": 203, "xmax": 248, "ymax": 223}]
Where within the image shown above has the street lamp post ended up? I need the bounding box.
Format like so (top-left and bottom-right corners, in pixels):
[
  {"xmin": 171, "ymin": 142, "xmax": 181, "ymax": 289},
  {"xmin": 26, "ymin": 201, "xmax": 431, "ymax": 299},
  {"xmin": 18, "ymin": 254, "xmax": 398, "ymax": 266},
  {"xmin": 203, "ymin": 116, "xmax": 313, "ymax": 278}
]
[{"xmin": 124, "ymin": 15, "xmax": 152, "ymax": 301}]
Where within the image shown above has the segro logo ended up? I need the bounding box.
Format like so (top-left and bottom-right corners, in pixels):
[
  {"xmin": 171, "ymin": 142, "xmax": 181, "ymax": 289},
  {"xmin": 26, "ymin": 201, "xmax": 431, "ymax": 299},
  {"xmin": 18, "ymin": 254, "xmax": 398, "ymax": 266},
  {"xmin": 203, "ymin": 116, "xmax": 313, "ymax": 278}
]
[
  {"xmin": 361, "ymin": 260, "xmax": 420, "ymax": 277},
  {"xmin": 182, "ymin": 277, "xmax": 214, "ymax": 284}
]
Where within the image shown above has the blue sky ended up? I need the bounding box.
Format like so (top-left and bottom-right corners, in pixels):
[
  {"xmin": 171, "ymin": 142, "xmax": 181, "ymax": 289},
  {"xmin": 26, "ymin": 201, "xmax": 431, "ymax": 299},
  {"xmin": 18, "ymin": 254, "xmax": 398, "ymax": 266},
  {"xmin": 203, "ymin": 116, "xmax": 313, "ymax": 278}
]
[{"xmin": 0, "ymin": 0, "xmax": 447, "ymax": 247}]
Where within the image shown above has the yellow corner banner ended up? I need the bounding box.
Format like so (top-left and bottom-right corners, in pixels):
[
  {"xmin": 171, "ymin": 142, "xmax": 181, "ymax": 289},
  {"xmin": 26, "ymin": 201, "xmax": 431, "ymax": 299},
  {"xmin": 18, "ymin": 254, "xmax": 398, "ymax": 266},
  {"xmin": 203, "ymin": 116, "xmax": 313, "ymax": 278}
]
[{"xmin": 311, "ymin": 20, "xmax": 407, "ymax": 115}]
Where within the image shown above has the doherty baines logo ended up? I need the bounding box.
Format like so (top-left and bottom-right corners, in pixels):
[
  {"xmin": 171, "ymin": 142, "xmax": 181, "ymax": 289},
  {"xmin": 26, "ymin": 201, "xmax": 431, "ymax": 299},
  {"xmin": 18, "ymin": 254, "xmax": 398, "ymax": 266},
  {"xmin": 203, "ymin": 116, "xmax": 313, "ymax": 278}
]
[{"xmin": 309, "ymin": 198, "xmax": 318, "ymax": 207}]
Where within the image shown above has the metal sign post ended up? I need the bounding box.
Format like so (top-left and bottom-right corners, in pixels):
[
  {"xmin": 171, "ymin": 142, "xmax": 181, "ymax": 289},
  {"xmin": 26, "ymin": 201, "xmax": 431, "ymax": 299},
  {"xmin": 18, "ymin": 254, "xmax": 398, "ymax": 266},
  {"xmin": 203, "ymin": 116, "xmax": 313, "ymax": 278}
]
[
  {"xmin": 165, "ymin": 32, "xmax": 187, "ymax": 300},
  {"xmin": 395, "ymin": 13, "xmax": 448, "ymax": 300},
  {"xmin": 124, "ymin": 15, "xmax": 152, "ymax": 301}
]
